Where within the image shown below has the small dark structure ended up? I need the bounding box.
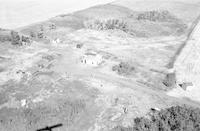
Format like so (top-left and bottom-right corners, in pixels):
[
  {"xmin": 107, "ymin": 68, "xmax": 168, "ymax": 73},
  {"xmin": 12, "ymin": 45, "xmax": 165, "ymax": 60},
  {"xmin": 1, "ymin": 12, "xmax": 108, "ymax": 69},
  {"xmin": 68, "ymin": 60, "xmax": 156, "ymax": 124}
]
[
  {"xmin": 37, "ymin": 124, "xmax": 63, "ymax": 131},
  {"xmin": 76, "ymin": 43, "xmax": 83, "ymax": 49},
  {"xmin": 162, "ymin": 73, "xmax": 176, "ymax": 87},
  {"xmin": 123, "ymin": 107, "xmax": 128, "ymax": 114},
  {"xmin": 150, "ymin": 107, "xmax": 161, "ymax": 112},
  {"xmin": 179, "ymin": 82, "xmax": 193, "ymax": 90}
]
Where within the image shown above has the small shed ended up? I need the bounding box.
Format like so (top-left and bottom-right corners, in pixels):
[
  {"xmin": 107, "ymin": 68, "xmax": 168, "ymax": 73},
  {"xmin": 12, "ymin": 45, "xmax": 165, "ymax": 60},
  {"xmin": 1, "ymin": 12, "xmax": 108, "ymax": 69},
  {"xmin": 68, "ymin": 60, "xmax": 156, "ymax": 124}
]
[
  {"xmin": 179, "ymin": 82, "xmax": 193, "ymax": 91},
  {"xmin": 52, "ymin": 38, "xmax": 60, "ymax": 45},
  {"xmin": 162, "ymin": 73, "xmax": 176, "ymax": 87}
]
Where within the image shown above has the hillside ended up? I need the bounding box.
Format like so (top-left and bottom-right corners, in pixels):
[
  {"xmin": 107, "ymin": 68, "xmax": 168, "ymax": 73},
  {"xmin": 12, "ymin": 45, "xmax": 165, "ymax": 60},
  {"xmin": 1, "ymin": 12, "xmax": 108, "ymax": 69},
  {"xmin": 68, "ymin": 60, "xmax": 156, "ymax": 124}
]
[
  {"xmin": 19, "ymin": 3, "xmax": 190, "ymax": 38},
  {"xmin": 113, "ymin": 0, "xmax": 200, "ymax": 24}
]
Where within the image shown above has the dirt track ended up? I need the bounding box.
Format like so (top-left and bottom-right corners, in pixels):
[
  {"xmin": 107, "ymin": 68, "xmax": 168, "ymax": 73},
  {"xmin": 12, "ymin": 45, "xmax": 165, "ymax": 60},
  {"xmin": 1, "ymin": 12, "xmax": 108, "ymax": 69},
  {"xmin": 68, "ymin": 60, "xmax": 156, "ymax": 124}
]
[{"xmin": 168, "ymin": 15, "xmax": 200, "ymax": 101}]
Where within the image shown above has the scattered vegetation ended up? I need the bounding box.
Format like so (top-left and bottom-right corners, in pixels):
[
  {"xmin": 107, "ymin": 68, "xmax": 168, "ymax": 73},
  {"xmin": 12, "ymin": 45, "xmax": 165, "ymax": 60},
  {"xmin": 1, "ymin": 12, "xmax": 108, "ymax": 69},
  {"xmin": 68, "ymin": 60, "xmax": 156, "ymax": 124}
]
[
  {"xmin": 136, "ymin": 10, "xmax": 178, "ymax": 22},
  {"xmin": 0, "ymin": 29, "xmax": 30, "ymax": 44},
  {"xmin": 37, "ymin": 31, "xmax": 44, "ymax": 39},
  {"xmin": 112, "ymin": 62, "xmax": 135, "ymax": 75},
  {"xmin": 49, "ymin": 23, "xmax": 56, "ymax": 30},
  {"xmin": 37, "ymin": 25, "xmax": 45, "ymax": 39},
  {"xmin": 29, "ymin": 31, "xmax": 43, "ymax": 39},
  {"xmin": 29, "ymin": 25, "xmax": 45, "ymax": 39},
  {"xmin": 112, "ymin": 105, "xmax": 200, "ymax": 131},
  {"xmin": 83, "ymin": 10, "xmax": 187, "ymax": 37},
  {"xmin": 84, "ymin": 19, "xmax": 129, "ymax": 32},
  {"xmin": 11, "ymin": 31, "xmax": 31, "ymax": 45}
]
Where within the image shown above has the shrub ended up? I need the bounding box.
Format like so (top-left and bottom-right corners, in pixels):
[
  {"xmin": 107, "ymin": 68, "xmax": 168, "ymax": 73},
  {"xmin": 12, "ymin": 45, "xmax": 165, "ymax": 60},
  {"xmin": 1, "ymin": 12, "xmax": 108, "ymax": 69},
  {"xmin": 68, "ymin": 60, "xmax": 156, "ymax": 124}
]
[
  {"xmin": 76, "ymin": 43, "xmax": 84, "ymax": 49},
  {"xmin": 112, "ymin": 62, "xmax": 135, "ymax": 75},
  {"xmin": 37, "ymin": 31, "xmax": 44, "ymax": 39},
  {"xmin": 21, "ymin": 35, "xmax": 30, "ymax": 43},
  {"xmin": 136, "ymin": 10, "xmax": 177, "ymax": 22},
  {"xmin": 30, "ymin": 31, "xmax": 36, "ymax": 38},
  {"xmin": 112, "ymin": 105, "xmax": 200, "ymax": 131},
  {"xmin": 30, "ymin": 31, "xmax": 44, "ymax": 39},
  {"xmin": 84, "ymin": 19, "xmax": 129, "ymax": 32},
  {"xmin": 11, "ymin": 31, "xmax": 21, "ymax": 45},
  {"xmin": 49, "ymin": 23, "xmax": 56, "ymax": 30}
]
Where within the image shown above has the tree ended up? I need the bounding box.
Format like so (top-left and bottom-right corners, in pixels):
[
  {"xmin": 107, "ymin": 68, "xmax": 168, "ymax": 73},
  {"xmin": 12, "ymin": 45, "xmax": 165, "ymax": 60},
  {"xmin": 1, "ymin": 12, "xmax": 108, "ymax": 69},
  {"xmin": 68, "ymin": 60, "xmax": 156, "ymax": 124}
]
[
  {"xmin": 11, "ymin": 31, "xmax": 21, "ymax": 45},
  {"xmin": 21, "ymin": 35, "xmax": 30, "ymax": 43},
  {"xmin": 111, "ymin": 105, "xmax": 200, "ymax": 131},
  {"xmin": 84, "ymin": 19, "xmax": 129, "ymax": 33},
  {"xmin": 49, "ymin": 23, "xmax": 56, "ymax": 30},
  {"xmin": 30, "ymin": 31, "xmax": 36, "ymax": 38},
  {"xmin": 112, "ymin": 62, "xmax": 135, "ymax": 75},
  {"xmin": 37, "ymin": 32, "xmax": 44, "ymax": 39}
]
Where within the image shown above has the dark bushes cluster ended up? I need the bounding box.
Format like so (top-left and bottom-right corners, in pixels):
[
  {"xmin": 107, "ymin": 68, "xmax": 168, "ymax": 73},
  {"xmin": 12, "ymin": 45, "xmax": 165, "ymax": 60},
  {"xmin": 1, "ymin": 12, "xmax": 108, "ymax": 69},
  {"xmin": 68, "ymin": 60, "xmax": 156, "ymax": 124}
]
[
  {"xmin": 112, "ymin": 105, "xmax": 200, "ymax": 131},
  {"xmin": 11, "ymin": 31, "xmax": 21, "ymax": 45},
  {"xmin": 112, "ymin": 62, "xmax": 135, "ymax": 75},
  {"xmin": 83, "ymin": 10, "xmax": 187, "ymax": 37},
  {"xmin": 49, "ymin": 23, "xmax": 56, "ymax": 30},
  {"xmin": 84, "ymin": 19, "xmax": 129, "ymax": 32},
  {"xmin": 29, "ymin": 31, "xmax": 44, "ymax": 39},
  {"xmin": 29, "ymin": 25, "xmax": 45, "ymax": 39},
  {"xmin": 136, "ymin": 10, "xmax": 177, "ymax": 22},
  {"xmin": 11, "ymin": 31, "xmax": 30, "ymax": 45}
]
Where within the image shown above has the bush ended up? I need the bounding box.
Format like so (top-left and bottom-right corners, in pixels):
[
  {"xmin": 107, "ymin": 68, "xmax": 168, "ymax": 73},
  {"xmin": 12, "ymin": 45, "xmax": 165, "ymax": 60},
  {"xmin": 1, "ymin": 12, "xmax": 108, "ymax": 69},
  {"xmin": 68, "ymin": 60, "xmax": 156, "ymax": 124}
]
[
  {"xmin": 21, "ymin": 35, "xmax": 30, "ymax": 43},
  {"xmin": 136, "ymin": 10, "xmax": 177, "ymax": 22},
  {"xmin": 76, "ymin": 43, "xmax": 84, "ymax": 49},
  {"xmin": 112, "ymin": 62, "xmax": 135, "ymax": 75},
  {"xmin": 112, "ymin": 105, "xmax": 200, "ymax": 131},
  {"xmin": 11, "ymin": 31, "xmax": 21, "ymax": 45},
  {"xmin": 30, "ymin": 31, "xmax": 36, "ymax": 38},
  {"xmin": 49, "ymin": 23, "xmax": 56, "ymax": 30},
  {"xmin": 84, "ymin": 19, "xmax": 129, "ymax": 32},
  {"xmin": 37, "ymin": 31, "xmax": 44, "ymax": 39}
]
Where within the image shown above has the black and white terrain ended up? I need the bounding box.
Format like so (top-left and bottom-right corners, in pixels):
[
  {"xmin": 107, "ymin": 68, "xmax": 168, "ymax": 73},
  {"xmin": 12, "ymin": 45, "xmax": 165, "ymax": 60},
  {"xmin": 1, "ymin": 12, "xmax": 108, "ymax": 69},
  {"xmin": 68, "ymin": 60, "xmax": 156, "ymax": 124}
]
[{"xmin": 1, "ymin": 0, "xmax": 200, "ymax": 131}]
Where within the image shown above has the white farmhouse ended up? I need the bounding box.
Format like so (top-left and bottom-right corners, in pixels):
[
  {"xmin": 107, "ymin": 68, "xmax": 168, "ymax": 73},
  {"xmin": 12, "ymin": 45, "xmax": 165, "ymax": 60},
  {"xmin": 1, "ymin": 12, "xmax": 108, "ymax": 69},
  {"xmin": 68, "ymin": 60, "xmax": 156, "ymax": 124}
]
[
  {"xmin": 81, "ymin": 52, "xmax": 103, "ymax": 66},
  {"xmin": 52, "ymin": 38, "xmax": 61, "ymax": 46}
]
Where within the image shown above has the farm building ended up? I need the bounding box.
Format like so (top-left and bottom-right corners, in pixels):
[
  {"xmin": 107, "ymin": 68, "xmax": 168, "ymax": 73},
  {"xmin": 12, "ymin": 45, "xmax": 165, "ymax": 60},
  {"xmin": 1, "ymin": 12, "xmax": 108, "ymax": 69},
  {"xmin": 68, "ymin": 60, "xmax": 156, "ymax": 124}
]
[
  {"xmin": 179, "ymin": 82, "xmax": 193, "ymax": 91},
  {"xmin": 81, "ymin": 52, "xmax": 103, "ymax": 66},
  {"xmin": 52, "ymin": 38, "xmax": 61, "ymax": 46}
]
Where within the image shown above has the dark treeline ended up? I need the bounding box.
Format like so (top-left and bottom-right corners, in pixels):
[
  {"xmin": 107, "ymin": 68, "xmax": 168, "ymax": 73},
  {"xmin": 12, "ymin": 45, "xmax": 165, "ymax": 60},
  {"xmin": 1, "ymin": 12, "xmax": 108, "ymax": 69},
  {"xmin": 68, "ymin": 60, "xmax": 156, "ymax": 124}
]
[{"xmin": 112, "ymin": 105, "xmax": 200, "ymax": 131}]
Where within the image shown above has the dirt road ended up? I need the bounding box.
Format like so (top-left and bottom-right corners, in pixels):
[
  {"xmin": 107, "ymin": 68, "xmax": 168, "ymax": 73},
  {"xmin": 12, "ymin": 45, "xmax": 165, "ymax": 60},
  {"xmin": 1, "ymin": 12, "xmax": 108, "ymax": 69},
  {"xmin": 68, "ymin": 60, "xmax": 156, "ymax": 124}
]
[{"xmin": 168, "ymin": 15, "xmax": 200, "ymax": 101}]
